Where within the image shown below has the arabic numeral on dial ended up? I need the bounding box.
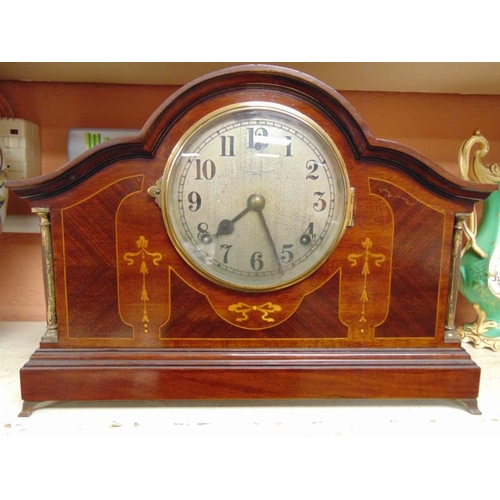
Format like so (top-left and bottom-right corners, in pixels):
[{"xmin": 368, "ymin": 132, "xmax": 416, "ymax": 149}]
[
  {"xmin": 300, "ymin": 222, "xmax": 316, "ymax": 245},
  {"xmin": 247, "ymin": 127, "xmax": 268, "ymax": 150},
  {"xmin": 197, "ymin": 222, "xmax": 212, "ymax": 244},
  {"xmin": 195, "ymin": 159, "xmax": 216, "ymax": 180},
  {"xmin": 188, "ymin": 191, "xmax": 202, "ymax": 212},
  {"xmin": 220, "ymin": 244, "xmax": 232, "ymax": 263},
  {"xmin": 281, "ymin": 244, "xmax": 294, "ymax": 264},
  {"xmin": 313, "ymin": 192, "xmax": 327, "ymax": 212},
  {"xmin": 220, "ymin": 135, "xmax": 235, "ymax": 157},
  {"xmin": 306, "ymin": 160, "xmax": 320, "ymax": 180},
  {"xmin": 250, "ymin": 251, "xmax": 264, "ymax": 271}
]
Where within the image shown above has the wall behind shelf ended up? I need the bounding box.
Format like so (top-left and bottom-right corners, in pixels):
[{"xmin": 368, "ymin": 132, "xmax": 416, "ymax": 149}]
[
  {"xmin": 2, "ymin": 80, "xmax": 500, "ymax": 181},
  {"xmin": 0, "ymin": 232, "xmax": 44, "ymax": 321},
  {"xmin": 1, "ymin": 79, "xmax": 499, "ymax": 323}
]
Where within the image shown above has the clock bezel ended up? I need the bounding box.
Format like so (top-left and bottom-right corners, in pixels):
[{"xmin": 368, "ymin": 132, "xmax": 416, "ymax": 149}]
[{"xmin": 158, "ymin": 100, "xmax": 352, "ymax": 292}]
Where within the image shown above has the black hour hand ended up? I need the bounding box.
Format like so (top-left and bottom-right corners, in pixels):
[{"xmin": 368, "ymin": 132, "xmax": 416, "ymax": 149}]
[
  {"xmin": 215, "ymin": 219, "xmax": 235, "ymax": 236},
  {"xmin": 215, "ymin": 205, "xmax": 251, "ymax": 237}
]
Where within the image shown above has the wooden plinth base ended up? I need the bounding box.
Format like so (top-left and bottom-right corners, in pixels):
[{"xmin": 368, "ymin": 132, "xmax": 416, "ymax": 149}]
[{"xmin": 18, "ymin": 347, "xmax": 481, "ymax": 416}]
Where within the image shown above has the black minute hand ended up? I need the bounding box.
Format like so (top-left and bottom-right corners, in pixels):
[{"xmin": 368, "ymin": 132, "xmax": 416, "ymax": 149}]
[{"xmin": 256, "ymin": 209, "xmax": 284, "ymax": 275}]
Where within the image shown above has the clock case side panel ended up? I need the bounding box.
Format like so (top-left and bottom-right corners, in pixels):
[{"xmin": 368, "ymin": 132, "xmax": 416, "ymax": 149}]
[{"xmin": 8, "ymin": 65, "xmax": 490, "ymax": 413}]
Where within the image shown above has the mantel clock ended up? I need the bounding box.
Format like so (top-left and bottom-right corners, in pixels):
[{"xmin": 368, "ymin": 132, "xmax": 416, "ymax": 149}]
[{"xmin": 7, "ymin": 65, "xmax": 494, "ymax": 416}]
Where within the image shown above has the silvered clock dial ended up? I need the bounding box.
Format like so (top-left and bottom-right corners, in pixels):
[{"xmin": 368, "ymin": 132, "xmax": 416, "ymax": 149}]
[{"xmin": 153, "ymin": 101, "xmax": 352, "ymax": 291}]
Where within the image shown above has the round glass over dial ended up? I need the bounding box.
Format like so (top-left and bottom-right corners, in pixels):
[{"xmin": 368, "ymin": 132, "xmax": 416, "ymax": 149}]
[{"xmin": 161, "ymin": 102, "xmax": 351, "ymax": 291}]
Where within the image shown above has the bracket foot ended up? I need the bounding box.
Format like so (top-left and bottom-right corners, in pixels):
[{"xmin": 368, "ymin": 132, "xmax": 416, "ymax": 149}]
[
  {"xmin": 18, "ymin": 401, "xmax": 38, "ymax": 417},
  {"xmin": 459, "ymin": 399, "xmax": 481, "ymax": 415}
]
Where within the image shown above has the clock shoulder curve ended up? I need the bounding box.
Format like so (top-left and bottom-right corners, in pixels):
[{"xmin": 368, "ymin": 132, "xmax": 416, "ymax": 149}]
[{"xmin": 7, "ymin": 64, "xmax": 494, "ymax": 208}]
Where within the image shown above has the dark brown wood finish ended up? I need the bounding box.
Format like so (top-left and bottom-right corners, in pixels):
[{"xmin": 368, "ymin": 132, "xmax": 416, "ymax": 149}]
[{"xmin": 7, "ymin": 65, "xmax": 495, "ymax": 416}]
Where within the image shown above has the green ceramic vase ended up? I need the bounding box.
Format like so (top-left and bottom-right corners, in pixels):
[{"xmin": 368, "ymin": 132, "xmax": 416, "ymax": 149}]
[
  {"xmin": 457, "ymin": 130, "xmax": 500, "ymax": 350},
  {"xmin": 460, "ymin": 185, "xmax": 500, "ymax": 340}
]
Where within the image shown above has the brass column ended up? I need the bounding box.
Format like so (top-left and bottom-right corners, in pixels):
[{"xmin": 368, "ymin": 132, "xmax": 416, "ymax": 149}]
[
  {"xmin": 33, "ymin": 207, "xmax": 57, "ymax": 343},
  {"xmin": 445, "ymin": 214, "xmax": 467, "ymax": 342}
]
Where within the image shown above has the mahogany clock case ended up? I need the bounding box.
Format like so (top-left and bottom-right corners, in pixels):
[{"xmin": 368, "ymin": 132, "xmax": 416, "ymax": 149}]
[{"xmin": 7, "ymin": 65, "xmax": 494, "ymax": 416}]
